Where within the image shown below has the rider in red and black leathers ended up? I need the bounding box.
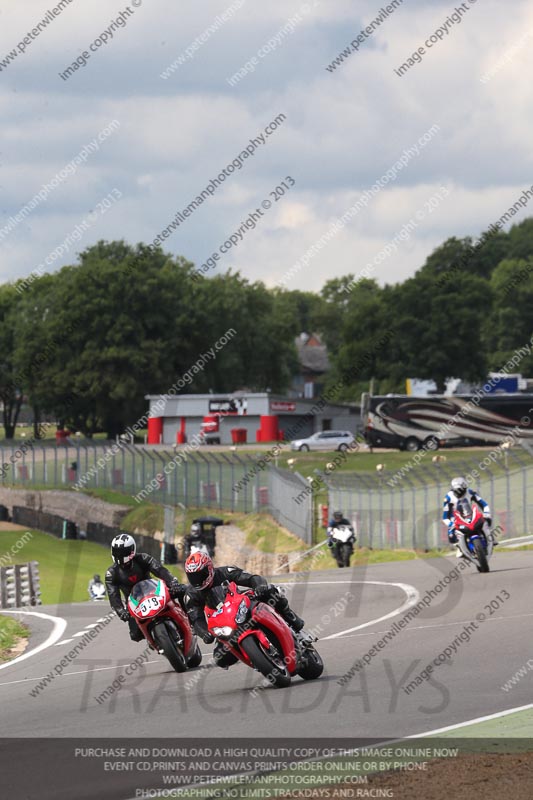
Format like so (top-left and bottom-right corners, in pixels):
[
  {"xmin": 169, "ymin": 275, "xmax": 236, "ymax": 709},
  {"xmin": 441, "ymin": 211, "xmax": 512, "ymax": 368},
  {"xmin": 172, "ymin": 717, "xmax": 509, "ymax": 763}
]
[
  {"xmin": 106, "ymin": 534, "xmax": 187, "ymax": 642},
  {"xmin": 184, "ymin": 557, "xmax": 304, "ymax": 668}
]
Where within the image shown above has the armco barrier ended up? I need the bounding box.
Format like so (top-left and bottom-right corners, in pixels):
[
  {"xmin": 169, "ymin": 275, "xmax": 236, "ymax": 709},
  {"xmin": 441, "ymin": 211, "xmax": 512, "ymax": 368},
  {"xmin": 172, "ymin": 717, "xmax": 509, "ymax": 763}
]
[
  {"xmin": 86, "ymin": 522, "xmax": 161, "ymax": 559},
  {"xmin": 10, "ymin": 507, "xmax": 161, "ymax": 557},
  {"xmin": 0, "ymin": 562, "xmax": 41, "ymax": 608},
  {"xmin": 12, "ymin": 506, "xmax": 66, "ymax": 537}
]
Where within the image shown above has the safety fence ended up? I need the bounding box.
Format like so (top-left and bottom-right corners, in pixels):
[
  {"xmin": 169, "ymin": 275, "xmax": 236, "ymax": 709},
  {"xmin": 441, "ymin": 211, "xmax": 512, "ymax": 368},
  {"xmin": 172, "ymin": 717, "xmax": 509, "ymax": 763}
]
[
  {"xmin": 324, "ymin": 447, "xmax": 533, "ymax": 550},
  {"xmin": 4, "ymin": 442, "xmax": 533, "ymax": 549},
  {"xmin": 0, "ymin": 562, "xmax": 41, "ymax": 608},
  {"xmin": 0, "ymin": 443, "xmax": 266, "ymax": 507},
  {"xmin": 268, "ymin": 467, "xmax": 313, "ymax": 545}
]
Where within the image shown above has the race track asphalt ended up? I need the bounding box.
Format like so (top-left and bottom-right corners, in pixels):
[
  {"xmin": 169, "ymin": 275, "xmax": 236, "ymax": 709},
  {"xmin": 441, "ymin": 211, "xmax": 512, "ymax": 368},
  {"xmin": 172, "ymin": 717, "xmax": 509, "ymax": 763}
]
[{"xmin": 1, "ymin": 552, "xmax": 531, "ymax": 798}]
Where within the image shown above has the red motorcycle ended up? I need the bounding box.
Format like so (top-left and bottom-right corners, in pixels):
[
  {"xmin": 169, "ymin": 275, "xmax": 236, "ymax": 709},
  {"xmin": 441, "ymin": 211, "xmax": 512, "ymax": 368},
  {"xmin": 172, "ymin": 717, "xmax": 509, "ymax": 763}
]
[
  {"xmin": 453, "ymin": 501, "xmax": 492, "ymax": 573},
  {"xmin": 127, "ymin": 578, "xmax": 202, "ymax": 672},
  {"xmin": 205, "ymin": 581, "xmax": 323, "ymax": 688}
]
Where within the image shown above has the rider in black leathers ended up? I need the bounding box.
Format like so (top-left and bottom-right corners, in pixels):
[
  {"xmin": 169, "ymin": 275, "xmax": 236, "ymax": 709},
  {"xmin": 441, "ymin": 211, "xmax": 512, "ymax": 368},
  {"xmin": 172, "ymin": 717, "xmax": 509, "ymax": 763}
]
[
  {"xmin": 183, "ymin": 553, "xmax": 304, "ymax": 668},
  {"xmin": 327, "ymin": 510, "xmax": 356, "ymax": 562},
  {"xmin": 105, "ymin": 533, "xmax": 187, "ymax": 641},
  {"xmin": 327, "ymin": 510, "xmax": 352, "ymax": 538}
]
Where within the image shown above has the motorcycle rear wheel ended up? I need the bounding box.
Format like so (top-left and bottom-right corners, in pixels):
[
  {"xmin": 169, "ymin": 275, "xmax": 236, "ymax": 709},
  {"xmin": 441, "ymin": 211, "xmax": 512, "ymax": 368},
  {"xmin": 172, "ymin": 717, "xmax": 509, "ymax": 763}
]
[
  {"xmin": 473, "ymin": 538, "xmax": 489, "ymax": 573},
  {"xmin": 241, "ymin": 636, "xmax": 291, "ymax": 688},
  {"xmin": 152, "ymin": 621, "xmax": 188, "ymax": 672},
  {"xmin": 297, "ymin": 646, "xmax": 324, "ymax": 680}
]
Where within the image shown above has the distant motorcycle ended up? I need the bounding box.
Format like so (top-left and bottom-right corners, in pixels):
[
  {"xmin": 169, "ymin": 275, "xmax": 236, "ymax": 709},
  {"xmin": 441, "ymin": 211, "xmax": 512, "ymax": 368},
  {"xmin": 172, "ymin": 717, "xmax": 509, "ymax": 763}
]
[
  {"xmin": 88, "ymin": 580, "xmax": 106, "ymax": 601},
  {"xmin": 184, "ymin": 534, "xmax": 214, "ymax": 559},
  {"xmin": 189, "ymin": 539, "xmax": 210, "ymax": 557},
  {"xmin": 127, "ymin": 578, "xmax": 202, "ymax": 672},
  {"xmin": 453, "ymin": 501, "xmax": 493, "ymax": 573},
  {"xmin": 205, "ymin": 581, "xmax": 323, "ymax": 688},
  {"xmin": 327, "ymin": 525, "xmax": 356, "ymax": 568}
]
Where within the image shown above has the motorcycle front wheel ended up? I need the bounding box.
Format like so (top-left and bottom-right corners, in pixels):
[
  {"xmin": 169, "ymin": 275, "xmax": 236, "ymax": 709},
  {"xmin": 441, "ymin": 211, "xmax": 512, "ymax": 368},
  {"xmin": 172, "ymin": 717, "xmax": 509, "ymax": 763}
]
[
  {"xmin": 240, "ymin": 636, "xmax": 291, "ymax": 688},
  {"xmin": 187, "ymin": 642, "xmax": 203, "ymax": 668},
  {"xmin": 297, "ymin": 646, "xmax": 324, "ymax": 680},
  {"xmin": 341, "ymin": 544, "xmax": 352, "ymax": 567},
  {"xmin": 152, "ymin": 621, "xmax": 188, "ymax": 672},
  {"xmin": 473, "ymin": 538, "xmax": 489, "ymax": 573}
]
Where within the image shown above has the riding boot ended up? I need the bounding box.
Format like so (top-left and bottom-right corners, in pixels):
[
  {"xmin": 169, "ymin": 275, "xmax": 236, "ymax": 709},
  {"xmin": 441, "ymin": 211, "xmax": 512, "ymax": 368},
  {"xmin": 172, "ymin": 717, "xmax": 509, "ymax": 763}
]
[
  {"xmin": 273, "ymin": 592, "xmax": 305, "ymax": 632},
  {"xmin": 283, "ymin": 609, "xmax": 305, "ymax": 632},
  {"xmin": 128, "ymin": 617, "xmax": 145, "ymax": 641}
]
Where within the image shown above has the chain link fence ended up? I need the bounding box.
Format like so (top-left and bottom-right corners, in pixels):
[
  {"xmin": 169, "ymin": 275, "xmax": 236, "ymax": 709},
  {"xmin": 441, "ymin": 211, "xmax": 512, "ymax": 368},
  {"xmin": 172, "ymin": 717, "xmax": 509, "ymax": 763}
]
[
  {"xmin": 324, "ymin": 447, "xmax": 533, "ymax": 550},
  {"xmin": 0, "ymin": 443, "xmax": 257, "ymax": 508},
  {"xmin": 0, "ymin": 443, "xmax": 313, "ymax": 544},
  {"xmin": 268, "ymin": 467, "xmax": 314, "ymax": 545}
]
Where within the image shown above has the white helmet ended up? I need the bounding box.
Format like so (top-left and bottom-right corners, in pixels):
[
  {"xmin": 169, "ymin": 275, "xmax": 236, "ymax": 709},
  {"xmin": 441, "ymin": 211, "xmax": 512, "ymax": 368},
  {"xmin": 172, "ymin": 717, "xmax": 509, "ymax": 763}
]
[
  {"xmin": 111, "ymin": 533, "xmax": 136, "ymax": 568},
  {"xmin": 451, "ymin": 477, "xmax": 467, "ymax": 498}
]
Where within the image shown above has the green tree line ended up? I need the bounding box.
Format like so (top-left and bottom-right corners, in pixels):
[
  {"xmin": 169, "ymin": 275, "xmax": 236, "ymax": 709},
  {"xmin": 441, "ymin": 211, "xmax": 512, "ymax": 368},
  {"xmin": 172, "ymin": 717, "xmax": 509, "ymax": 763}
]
[{"xmin": 2, "ymin": 217, "xmax": 533, "ymax": 439}]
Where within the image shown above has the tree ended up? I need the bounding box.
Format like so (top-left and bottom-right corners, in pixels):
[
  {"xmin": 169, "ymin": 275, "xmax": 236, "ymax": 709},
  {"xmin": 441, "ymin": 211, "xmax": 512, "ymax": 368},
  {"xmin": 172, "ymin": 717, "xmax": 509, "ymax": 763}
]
[
  {"xmin": 14, "ymin": 242, "xmax": 194, "ymax": 437},
  {"xmin": 388, "ymin": 273, "xmax": 489, "ymax": 391},
  {"xmin": 483, "ymin": 258, "xmax": 533, "ymax": 373},
  {"xmin": 7, "ymin": 215, "xmax": 533, "ymax": 438},
  {"xmin": 321, "ymin": 279, "xmax": 390, "ymax": 400},
  {"xmin": 0, "ymin": 284, "xmax": 24, "ymax": 438},
  {"xmin": 419, "ymin": 230, "xmax": 508, "ymax": 286},
  {"xmin": 188, "ymin": 272, "xmax": 298, "ymax": 393}
]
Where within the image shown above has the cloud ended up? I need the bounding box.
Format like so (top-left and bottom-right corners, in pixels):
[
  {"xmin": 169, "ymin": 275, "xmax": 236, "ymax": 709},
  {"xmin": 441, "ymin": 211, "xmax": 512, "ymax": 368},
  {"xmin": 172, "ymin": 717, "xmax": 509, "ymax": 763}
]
[{"xmin": 1, "ymin": 0, "xmax": 532, "ymax": 292}]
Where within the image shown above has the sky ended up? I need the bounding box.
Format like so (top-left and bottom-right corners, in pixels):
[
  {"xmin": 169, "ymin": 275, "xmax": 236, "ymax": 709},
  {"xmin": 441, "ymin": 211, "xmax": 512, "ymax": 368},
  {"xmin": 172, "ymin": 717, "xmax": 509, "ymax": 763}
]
[{"xmin": 1, "ymin": 0, "xmax": 532, "ymax": 293}]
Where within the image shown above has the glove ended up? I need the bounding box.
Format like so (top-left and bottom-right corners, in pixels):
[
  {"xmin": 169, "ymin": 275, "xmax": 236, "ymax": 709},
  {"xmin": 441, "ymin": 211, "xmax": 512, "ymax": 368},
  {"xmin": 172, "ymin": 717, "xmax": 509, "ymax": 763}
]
[
  {"xmin": 202, "ymin": 632, "xmax": 215, "ymax": 644},
  {"xmin": 327, "ymin": 539, "xmax": 334, "ymax": 548},
  {"xmin": 169, "ymin": 579, "xmax": 182, "ymax": 598},
  {"xmin": 254, "ymin": 584, "xmax": 271, "ymax": 600},
  {"xmin": 116, "ymin": 607, "xmax": 129, "ymax": 622}
]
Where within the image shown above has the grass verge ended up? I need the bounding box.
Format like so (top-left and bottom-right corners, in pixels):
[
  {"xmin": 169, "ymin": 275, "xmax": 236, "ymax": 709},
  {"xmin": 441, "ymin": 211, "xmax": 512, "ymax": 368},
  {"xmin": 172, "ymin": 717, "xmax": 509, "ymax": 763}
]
[
  {"xmin": 78, "ymin": 488, "xmax": 138, "ymax": 507},
  {"xmin": 0, "ymin": 529, "xmax": 184, "ymax": 604},
  {"xmin": 228, "ymin": 512, "xmax": 306, "ymax": 554},
  {"xmin": 121, "ymin": 503, "xmax": 165, "ymax": 533},
  {"xmin": 298, "ymin": 544, "xmax": 445, "ymax": 571},
  {"xmin": 0, "ymin": 615, "xmax": 29, "ymax": 661},
  {"xmin": 254, "ymin": 446, "xmax": 519, "ymax": 482}
]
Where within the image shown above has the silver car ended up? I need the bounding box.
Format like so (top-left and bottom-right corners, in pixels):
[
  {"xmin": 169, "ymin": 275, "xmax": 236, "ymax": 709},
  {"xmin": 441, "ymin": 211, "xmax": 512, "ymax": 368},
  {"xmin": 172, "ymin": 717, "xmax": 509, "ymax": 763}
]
[{"xmin": 290, "ymin": 430, "xmax": 356, "ymax": 452}]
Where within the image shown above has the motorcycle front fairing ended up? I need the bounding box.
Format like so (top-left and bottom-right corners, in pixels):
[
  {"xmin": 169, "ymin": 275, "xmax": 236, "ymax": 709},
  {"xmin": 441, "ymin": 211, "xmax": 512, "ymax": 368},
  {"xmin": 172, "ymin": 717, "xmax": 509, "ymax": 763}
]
[
  {"xmin": 454, "ymin": 504, "xmax": 492, "ymax": 562},
  {"xmin": 190, "ymin": 541, "xmax": 209, "ymax": 556},
  {"xmin": 128, "ymin": 578, "xmax": 195, "ymax": 656},
  {"xmin": 206, "ymin": 583, "xmax": 298, "ymax": 674},
  {"xmin": 249, "ymin": 602, "xmax": 298, "ymax": 674},
  {"xmin": 328, "ymin": 525, "xmax": 354, "ymax": 544}
]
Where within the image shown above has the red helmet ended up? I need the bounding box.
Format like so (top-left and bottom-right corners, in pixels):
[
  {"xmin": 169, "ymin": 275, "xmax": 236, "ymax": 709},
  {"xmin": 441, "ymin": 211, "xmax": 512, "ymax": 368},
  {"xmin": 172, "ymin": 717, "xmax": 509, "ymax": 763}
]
[{"xmin": 185, "ymin": 552, "xmax": 214, "ymax": 590}]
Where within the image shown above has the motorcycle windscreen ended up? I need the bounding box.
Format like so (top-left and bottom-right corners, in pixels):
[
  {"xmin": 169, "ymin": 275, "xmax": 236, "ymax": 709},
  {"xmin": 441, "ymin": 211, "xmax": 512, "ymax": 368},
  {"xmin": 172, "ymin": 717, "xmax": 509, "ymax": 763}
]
[
  {"xmin": 129, "ymin": 578, "xmax": 161, "ymax": 604},
  {"xmin": 207, "ymin": 585, "xmax": 229, "ymax": 607},
  {"xmin": 456, "ymin": 499, "xmax": 473, "ymax": 519}
]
